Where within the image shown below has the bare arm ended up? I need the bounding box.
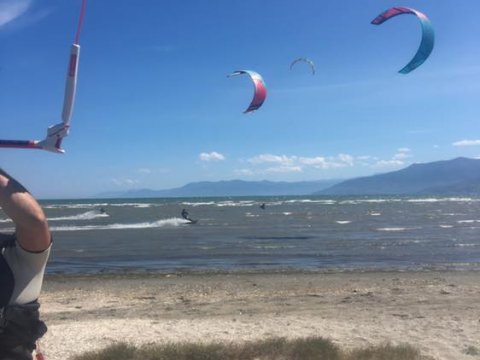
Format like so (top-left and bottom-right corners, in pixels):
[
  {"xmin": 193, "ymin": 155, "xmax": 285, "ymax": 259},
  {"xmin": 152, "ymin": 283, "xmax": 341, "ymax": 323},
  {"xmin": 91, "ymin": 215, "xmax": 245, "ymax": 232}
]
[{"xmin": 0, "ymin": 169, "xmax": 50, "ymax": 252}]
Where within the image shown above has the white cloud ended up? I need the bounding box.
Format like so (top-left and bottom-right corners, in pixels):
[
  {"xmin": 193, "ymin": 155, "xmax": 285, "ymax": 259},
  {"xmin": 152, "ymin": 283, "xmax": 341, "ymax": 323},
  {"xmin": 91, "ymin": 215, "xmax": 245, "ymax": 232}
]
[
  {"xmin": 372, "ymin": 159, "xmax": 404, "ymax": 168},
  {"xmin": 393, "ymin": 151, "xmax": 411, "ymax": 161},
  {"xmin": 234, "ymin": 169, "xmax": 254, "ymax": 176},
  {"xmin": 136, "ymin": 168, "xmax": 152, "ymax": 174},
  {"xmin": 337, "ymin": 153, "xmax": 355, "ymax": 166},
  {"xmin": 265, "ymin": 166, "xmax": 303, "ymax": 174},
  {"xmin": 111, "ymin": 178, "xmax": 140, "ymax": 187},
  {"xmin": 298, "ymin": 154, "xmax": 354, "ymax": 169},
  {"xmin": 245, "ymin": 153, "xmax": 357, "ymax": 173},
  {"xmin": 298, "ymin": 156, "xmax": 328, "ymax": 167},
  {"xmin": 237, "ymin": 149, "xmax": 413, "ymax": 176},
  {"xmin": 0, "ymin": 0, "xmax": 31, "ymax": 27},
  {"xmin": 366, "ymin": 148, "xmax": 413, "ymax": 168},
  {"xmin": 452, "ymin": 139, "xmax": 480, "ymax": 147},
  {"xmin": 248, "ymin": 154, "xmax": 296, "ymax": 165},
  {"xmin": 248, "ymin": 153, "xmax": 355, "ymax": 170},
  {"xmin": 199, "ymin": 151, "xmax": 226, "ymax": 162}
]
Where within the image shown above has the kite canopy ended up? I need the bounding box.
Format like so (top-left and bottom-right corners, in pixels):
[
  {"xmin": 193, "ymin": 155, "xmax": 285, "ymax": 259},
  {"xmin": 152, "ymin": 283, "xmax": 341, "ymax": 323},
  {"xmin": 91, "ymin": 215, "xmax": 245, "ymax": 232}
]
[
  {"xmin": 290, "ymin": 57, "xmax": 315, "ymax": 75},
  {"xmin": 228, "ymin": 70, "xmax": 267, "ymax": 113},
  {"xmin": 371, "ymin": 6, "xmax": 434, "ymax": 74}
]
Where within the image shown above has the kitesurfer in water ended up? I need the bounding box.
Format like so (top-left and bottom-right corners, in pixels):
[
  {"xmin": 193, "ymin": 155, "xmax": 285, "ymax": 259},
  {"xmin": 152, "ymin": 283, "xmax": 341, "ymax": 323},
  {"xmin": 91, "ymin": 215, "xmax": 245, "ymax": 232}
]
[
  {"xmin": 260, "ymin": 203, "xmax": 266, "ymax": 210},
  {"xmin": 181, "ymin": 208, "xmax": 191, "ymax": 221},
  {"xmin": 181, "ymin": 208, "xmax": 197, "ymax": 224},
  {"xmin": 0, "ymin": 169, "xmax": 50, "ymax": 360}
]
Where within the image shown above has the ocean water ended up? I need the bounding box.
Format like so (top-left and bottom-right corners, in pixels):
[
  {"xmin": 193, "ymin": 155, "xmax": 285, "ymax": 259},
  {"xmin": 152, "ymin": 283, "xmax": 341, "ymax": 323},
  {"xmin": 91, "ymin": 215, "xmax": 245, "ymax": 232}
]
[{"xmin": 1, "ymin": 196, "xmax": 479, "ymax": 274}]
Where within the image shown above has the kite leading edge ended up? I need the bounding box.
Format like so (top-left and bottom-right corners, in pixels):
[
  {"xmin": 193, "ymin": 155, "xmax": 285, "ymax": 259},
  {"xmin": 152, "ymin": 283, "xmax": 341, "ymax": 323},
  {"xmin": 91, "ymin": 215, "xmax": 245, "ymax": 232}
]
[
  {"xmin": 371, "ymin": 6, "xmax": 434, "ymax": 74},
  {"xmin": 290, "ymin": 57, "xmax": 315, "ymax": 75},
  {"xmin": 228, "ymin": 70, "xmax": 267, "ymax": 113}
]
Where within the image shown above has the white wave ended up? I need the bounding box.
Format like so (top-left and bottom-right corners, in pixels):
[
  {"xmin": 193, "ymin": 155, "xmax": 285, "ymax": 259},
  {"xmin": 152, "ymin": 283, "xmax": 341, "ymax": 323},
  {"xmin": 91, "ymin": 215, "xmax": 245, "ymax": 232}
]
[
  {"xmin": 283, "ymin": 212, "xmax": 292, "ymax": 216},
  {"xmin": 377, "ymin": 227, "xmax": 407, "ymax": 232},
  {"xmin": 336, "ymin": 197, "xmax": 480, "ymax": 204},
  {"xmin": 457, "ymin": 220, "xmax": 480, "ymax": 224},
  {"xmin": 0, "ymin": 226, "xmax": 14, "ymax": 232},
  {"xmin": 106, "ymin": 203, "xmax": 157, "ymax": 208},
  {"xmin": 439, "ymin": 225, "xmax": 453, "ymax": 228},
  {"xmin": 407, "ymin": 197, "xmax": 476, "ymax": 203},
  {"xmin": 245, "ymin": 213, "xmax": 259, "ymax": 217},
  {"xmin": 339, "ymin": 200, "xmax": 358, "ymax": 205},
  {"xmin": 0, "ymin": 218, "xmax": 12, "ymax": 223},
  {"xmin": 48, "ymin": 211, "xmax": 110, "ymax": 222},
  {"xmin": 217, "ymin": 201, "xmax": 254, "ymax": 207},
  {"xmin": 284, "ymin": 199, "xmax": 336, "ymax": 205},
  {"xmin": 336, "ymin": 221, "xmax": 351, "ymax": 224},
  {"xmin": 50, "ymin": 217, "xmax": 188, "ymax": 232},
  {"xmin": 43, "ymin": 202, "xmax": 156, "ymax": 210},
  {"xmin": 369, "ymin": 212, "xmax": 382, "ymax": 216},
  {"xmin": 454, "ymin": 243, "xmax": 477, "ymax": 247},
  {"xmin": 266, "ymin": 201, "xmax": 283, "ymax": 206},
  {"xmin": 181, "ymin": 201, "xmax": 216, "ymax": 207},
  {"xmin": 43, "ymin": 203, "xmax": 110, "ymax": 209},
  {"xmin": 406, "ymin": 198, "xmax": 441, "ymax": 203}
]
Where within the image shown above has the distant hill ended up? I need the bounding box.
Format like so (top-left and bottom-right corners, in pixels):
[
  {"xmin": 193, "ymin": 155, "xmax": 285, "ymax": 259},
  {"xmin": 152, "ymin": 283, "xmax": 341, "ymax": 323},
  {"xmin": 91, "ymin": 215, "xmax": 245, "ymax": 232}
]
[
  {"xmin": 98, "ymin": 179, "xmax": 341, "ymax": 198},
  {"xmin": 318, "ymin": 157, "xmax": 480, "ymax": 196},
  {"xmin": 97, "ymin": 158, "xmax": 480, "ymax": 198}
]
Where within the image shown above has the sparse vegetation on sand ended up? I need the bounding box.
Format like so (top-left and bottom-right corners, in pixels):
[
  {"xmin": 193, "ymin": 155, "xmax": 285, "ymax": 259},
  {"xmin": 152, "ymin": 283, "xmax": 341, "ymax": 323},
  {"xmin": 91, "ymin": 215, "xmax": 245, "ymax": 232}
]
[{"xmin": 72, "ymin": 337, "xmax": 433, "ymax": 360}]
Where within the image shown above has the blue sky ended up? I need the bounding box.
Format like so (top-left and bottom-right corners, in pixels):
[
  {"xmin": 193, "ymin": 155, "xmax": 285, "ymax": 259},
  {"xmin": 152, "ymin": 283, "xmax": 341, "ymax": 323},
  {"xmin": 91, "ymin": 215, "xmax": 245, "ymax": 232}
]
[{"xmin": 0, "ymin": 0, "xmax": 479, "ymax": 199}]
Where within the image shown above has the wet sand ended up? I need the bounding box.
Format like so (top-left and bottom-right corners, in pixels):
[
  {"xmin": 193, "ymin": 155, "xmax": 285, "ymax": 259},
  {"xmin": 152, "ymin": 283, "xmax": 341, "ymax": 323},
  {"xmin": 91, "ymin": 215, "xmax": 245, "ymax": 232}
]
[{"xmin": 38, "ymin": 270, "xmax": 480, "ymax": 360}]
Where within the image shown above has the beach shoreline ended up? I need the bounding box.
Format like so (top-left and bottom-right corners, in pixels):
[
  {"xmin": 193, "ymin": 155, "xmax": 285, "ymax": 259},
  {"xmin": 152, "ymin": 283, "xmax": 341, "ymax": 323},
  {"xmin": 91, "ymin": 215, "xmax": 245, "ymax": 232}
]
[{"xmin": 39, "ymin": 269, "xmax": 480, "ymax": 360}]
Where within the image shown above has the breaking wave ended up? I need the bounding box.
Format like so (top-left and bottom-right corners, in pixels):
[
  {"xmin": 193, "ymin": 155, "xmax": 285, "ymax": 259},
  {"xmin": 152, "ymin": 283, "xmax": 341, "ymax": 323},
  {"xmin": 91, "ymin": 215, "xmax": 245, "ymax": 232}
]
[
  {"xmin": 50, "ymin": 217, "xmax": 189, "ymax": 232},
  {"xmin": 48, "ymin": 211, "xmax": 110, "ymax": 221}
]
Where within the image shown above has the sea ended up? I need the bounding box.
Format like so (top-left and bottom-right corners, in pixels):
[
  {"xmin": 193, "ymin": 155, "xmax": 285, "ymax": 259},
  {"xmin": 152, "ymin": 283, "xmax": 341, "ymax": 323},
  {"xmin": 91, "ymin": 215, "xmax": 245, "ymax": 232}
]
[{"xmin": 1, "ymin": 196, "xmax": 479, "ymax": 274}]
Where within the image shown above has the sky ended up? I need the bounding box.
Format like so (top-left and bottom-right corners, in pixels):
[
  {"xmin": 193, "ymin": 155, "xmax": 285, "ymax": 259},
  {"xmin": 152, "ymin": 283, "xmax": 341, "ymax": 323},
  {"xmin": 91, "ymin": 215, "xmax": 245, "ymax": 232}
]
[{"xmin": 0, "ymin": 0, "xmax": 479, "ymax": 199}]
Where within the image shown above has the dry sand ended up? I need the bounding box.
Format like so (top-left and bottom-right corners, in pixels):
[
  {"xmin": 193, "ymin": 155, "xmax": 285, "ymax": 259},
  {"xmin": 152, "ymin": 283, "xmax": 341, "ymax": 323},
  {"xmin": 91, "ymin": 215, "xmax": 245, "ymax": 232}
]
[{"xmin": 38, "ymin": 270, "xmax": 480, "ymax": 360}]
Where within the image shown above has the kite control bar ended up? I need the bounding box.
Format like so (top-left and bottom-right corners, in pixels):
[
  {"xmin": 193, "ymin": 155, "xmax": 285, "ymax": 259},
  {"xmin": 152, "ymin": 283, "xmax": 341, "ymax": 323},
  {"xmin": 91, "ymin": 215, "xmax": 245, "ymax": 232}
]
[{"xmin": 0, "ymin": 123, "xmax": 69, "ymax": 154}]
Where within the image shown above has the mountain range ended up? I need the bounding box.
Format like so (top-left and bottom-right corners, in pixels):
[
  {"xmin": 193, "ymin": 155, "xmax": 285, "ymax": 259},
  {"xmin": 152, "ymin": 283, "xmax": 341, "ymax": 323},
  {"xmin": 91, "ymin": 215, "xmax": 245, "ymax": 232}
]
[
  {"xmin": 317, "ymin": 157, "xmax": 480, "ymax": 196},
  {"xmin": 98, "ymin": 179, "xmax": 341, "ymax": 198},
  {"xmin": 97, "ymin": 157, "xmax": 480, "ymax": 198}
]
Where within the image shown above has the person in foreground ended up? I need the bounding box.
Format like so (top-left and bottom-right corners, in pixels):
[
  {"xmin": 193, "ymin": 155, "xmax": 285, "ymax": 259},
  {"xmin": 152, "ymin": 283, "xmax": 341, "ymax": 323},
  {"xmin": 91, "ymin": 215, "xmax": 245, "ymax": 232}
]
[{"xmin": 0, "ymin": 169, "xmax": 51, "ymax": 360}]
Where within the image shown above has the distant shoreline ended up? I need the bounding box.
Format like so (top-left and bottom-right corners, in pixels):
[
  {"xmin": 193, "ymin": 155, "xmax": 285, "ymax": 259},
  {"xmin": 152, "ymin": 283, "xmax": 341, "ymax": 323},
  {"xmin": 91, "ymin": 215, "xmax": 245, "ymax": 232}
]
[{"xmin": 45, "ymin": 266, "xmax": 480, "ymax": 278}]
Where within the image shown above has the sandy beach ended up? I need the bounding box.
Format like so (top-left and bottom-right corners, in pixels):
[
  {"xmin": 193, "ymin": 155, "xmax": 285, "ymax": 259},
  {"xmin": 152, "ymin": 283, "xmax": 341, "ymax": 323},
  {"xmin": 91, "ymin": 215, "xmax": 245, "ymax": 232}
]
[{"xmin": 38, "ymin": 270, "xmax": 479, "ymax": 360}]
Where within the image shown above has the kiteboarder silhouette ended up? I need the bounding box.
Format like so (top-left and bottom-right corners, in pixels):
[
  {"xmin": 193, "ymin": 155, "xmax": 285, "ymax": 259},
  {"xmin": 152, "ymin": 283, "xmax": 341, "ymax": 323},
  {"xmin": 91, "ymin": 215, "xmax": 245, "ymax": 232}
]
[{"xmin": 181, "ymin": 208, "xmax": 197, "ymax": 224}]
